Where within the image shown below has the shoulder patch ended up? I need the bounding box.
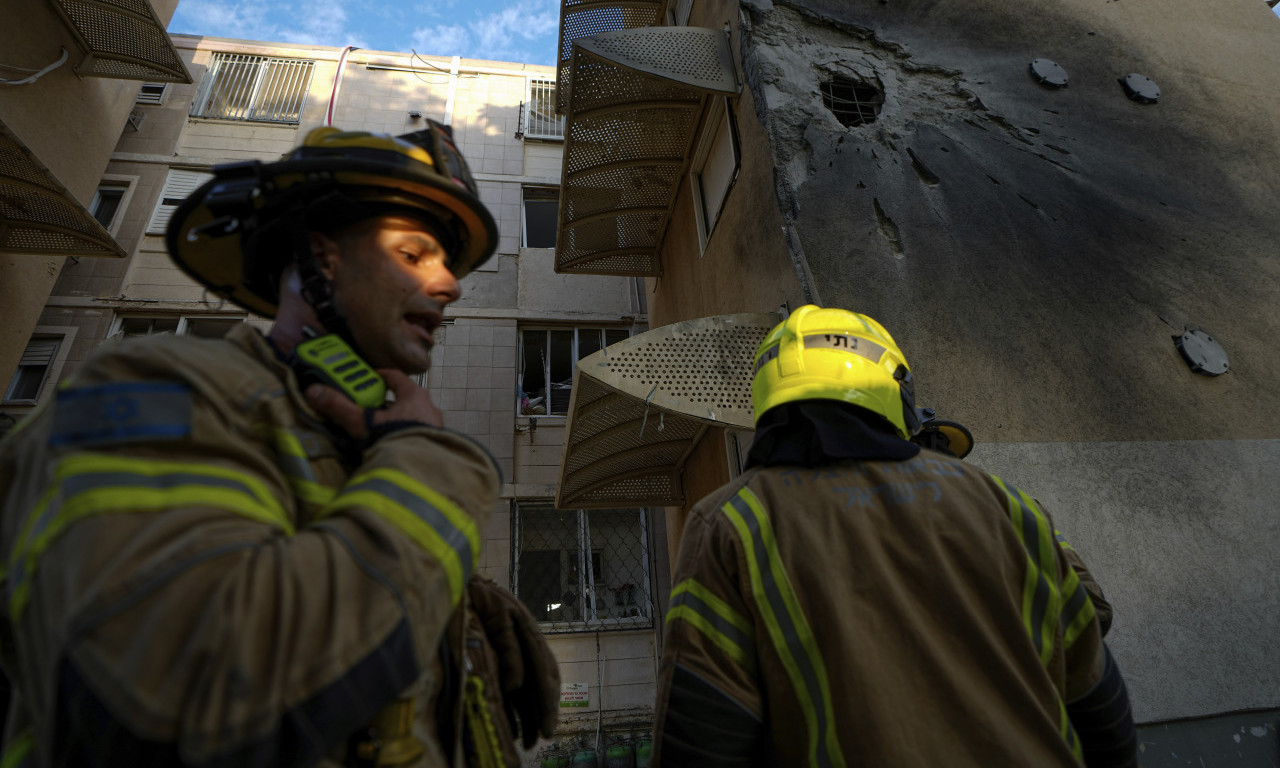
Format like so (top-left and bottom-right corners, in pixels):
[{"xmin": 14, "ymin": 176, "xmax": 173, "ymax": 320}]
[{"xmin": 51, "ymin": 382, "xmax": 193, "ymax": 448}]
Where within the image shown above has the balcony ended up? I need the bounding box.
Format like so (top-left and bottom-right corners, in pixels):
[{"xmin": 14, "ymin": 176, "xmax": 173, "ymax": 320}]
[
  {"xmin": 48, "ymin": 0, "xmax": 191, "ymax": 83},
  {"xmin": 554, "ymin": 26, "xmax": 739, "ymax": 276}
]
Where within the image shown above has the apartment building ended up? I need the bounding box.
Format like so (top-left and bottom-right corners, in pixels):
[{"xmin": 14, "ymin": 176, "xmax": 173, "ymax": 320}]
[{"xmin": 3, "ymin": 33, "xmax": 661, "ymax": 762}]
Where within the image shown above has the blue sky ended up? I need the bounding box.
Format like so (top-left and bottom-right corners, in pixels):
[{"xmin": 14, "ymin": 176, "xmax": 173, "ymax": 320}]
[{"xmin": 168, "ymin": 0, "xmax": 561, "ymax": 66}]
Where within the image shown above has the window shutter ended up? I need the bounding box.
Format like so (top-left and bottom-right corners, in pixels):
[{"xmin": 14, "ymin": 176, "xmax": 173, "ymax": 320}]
[
  {"xmin": 147, "ymin": 169, "xmax": 213, "ymax": 234},
  {"xmin": 19, "ymin": 340, "xmax": 58, "ymax": 367},
  {"xmin": 137, "ymin": 83, "xmax": 167, "ymax": 104}
]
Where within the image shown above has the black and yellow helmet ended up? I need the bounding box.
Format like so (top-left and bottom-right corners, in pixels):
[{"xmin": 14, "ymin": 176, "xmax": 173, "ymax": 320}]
[{"xmin": 166, "ymin": 121, "xmax": 498, "ymax": 317}]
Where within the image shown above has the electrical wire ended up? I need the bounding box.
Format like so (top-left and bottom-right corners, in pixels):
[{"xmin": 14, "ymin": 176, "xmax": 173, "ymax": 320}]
[{"xmin": 0, "ymin": 47, "xmax": 69, "ymax": 86}]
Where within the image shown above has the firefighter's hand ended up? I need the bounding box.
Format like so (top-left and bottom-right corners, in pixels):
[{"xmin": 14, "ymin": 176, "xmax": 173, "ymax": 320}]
[
  {"xmin": 306, "ymin": 369, "xmax": 444, "ymax": 441},
  {"xmin": 468, "ymin": 576, "xmax": 560, "ymax": 748}
]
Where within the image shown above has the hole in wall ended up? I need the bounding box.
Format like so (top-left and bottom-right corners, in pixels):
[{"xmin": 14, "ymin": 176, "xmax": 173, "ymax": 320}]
[{"xmin": 821, "ymin": 75, "xmax": 884, "ymax": 128}]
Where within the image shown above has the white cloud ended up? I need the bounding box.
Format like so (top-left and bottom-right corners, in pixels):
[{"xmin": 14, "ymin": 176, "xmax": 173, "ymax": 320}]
[
  {"xmin": 408, "ymin": 0, "xmax": 558, "ymax": 64},
  {"xmin": 169, "ymin": 0, "xmax": 278, "ymax": 40}
]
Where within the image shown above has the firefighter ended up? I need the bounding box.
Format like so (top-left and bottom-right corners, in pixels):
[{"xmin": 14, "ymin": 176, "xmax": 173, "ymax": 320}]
[
  {"xmin": 0, "ymin": 124, "xmax": 557, "ymax": 767},
  {"xmin": 653, "ymin": 305, "xmax": 1136, "ymax": 767}
]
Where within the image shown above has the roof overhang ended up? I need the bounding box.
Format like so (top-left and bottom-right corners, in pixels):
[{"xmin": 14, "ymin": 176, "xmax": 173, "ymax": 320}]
[
  {"xmin": 556, "ymin": 0, "xmax": 667, "ymax": 116},
  {"xmin": 555, "ymin": 26, "xmax": 740, "ymax": 276},
  {"xmin": 556, "ymin": 313, "xmax": 777, "ymax": 509},
  {"xmin": 48, "ymin": 0, "xmax": 192, "ymax": 83},
  {"xmin": 0, "ymin": 119, "xmax": 127, "ymax": 259}
]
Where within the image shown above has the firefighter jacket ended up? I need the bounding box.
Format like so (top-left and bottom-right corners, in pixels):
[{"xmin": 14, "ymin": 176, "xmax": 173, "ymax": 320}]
[
  {"xmin": 0, "ymin": 324, "xmax": 502, "ymax": 767},
  {"xmin": 654, "ymin": 401, "xmax": 1115, "ymax": 767}
]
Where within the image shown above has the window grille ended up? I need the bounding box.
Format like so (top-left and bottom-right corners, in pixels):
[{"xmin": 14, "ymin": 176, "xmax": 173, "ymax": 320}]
[
  {"xmin": 191, "ymin": 53, "xmax": 314, "ymax": 124},
  {"xmin": 146, "ymin": 169, "xmax": 214, "ymax": 235},
  {"xmin": 513, "ymin": 502, "xmax": 653, "ymax": 632},
  {"xmin": 4, "ymin": 338, "xmax": 59, "ymax": 403},
  {"xmin": 523, "ymin": 77, "xmax": 565, "ymax": 140},
  {"xmin": 519, "ymin": 327, "xmax": 631, "ymax": 416}
]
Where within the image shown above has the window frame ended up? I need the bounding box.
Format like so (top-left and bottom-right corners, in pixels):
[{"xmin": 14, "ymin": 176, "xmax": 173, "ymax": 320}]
[
  {"xmin": 3, "ymin": 327, "xmax": 77, "ymax": 406},
  {"xmin": 521, "ymin": 186, "xmax": 559, "ymax": 249},
  {"xmin": 522, "ymin": 76, "xmax": 565, "ymax": 141},
  {"xmin": 136, "ymin": 82, "xmax": 168, "ymax": 105},
  {"xmin": 111, "ymin": 313, "xmax": 246, "ymax": 339},
  {"xmin": 89, "ymin": 175, "xmax": 138, "ymax": 236},
  {"xmin": 517, "ymin": 326, "xmax": 631, "ymax": 418},
  {"xmin": 190, "ymin": 52, "xmax": 315, "ymax": 124},
  {"xmin": 689, "ymin": 97, "xmax": 742, "ymax": 253},
  {"xmin": 512, "ymin": 500, "xmax": 654, "ymax": 633},
  {"xmin": 146, "ymin": 169, "xmax": 214, "ymax": 235}
]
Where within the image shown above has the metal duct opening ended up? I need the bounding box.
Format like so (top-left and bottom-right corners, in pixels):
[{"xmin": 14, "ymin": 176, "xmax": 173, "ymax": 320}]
[
  {"xmin": 49, "ymin": 0, "xmax": 192, "ymax": 83},
  {"xmin": 555, "ymin": 26, "xmax": 739, "ymax": 276},
  {"xmin": 0, "ymin": 119, "xmax": 127, "ymax": 259},
  {"xmin": 557, "ymin": 313, "xmax": 776, "ymax": 509}
]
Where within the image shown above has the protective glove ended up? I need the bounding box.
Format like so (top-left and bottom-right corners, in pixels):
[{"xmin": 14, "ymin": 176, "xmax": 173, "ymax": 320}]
[{"xmin": 466, "ymin": 575, "xmax": 560, "ymax": 748}]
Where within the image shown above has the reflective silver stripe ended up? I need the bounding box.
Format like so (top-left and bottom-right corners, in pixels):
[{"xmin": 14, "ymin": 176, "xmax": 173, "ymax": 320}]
[
  {"xmin": 801, "ymin": 334, "xmax": 885, "ymax": 362},
  {"xmin": 752, "ymin": 344, "xmax": 780, "ymax": 375},
  {"xmin": 727, "ymin": 493, "xmax": 838, "ymax": 768},
  {"xmin": 669, "ymin": 587, "xmax": 754, "ymax": 658},
  {"xmin": 343, "ymin": 476, "xmax": 474, "ymax": 579}
]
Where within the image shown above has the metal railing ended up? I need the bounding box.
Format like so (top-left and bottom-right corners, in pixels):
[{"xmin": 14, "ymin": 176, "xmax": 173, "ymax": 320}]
[
  {"xmin": 191, "ymin": 53, "xmax": 314, "ymax": 124},
  {"xmin": 524, "ymin": 78, "xmax": 565, "ymax": 140}
]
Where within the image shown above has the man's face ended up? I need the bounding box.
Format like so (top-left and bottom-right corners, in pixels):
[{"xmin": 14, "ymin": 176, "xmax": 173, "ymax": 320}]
[{"xmin": 314, "ymin": 213, "xmax": 461, "ymax": 374}]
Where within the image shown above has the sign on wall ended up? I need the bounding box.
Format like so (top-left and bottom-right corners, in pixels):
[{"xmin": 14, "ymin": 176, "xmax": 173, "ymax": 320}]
[{"xmin": 560, "ymin": 682, "xmax": 589, "ymax": 708}]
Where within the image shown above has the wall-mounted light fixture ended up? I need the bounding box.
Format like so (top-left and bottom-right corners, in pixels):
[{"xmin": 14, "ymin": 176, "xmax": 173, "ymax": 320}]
[{"xmin": 408, "ymin": 110, "xmax": 422, "ymax": 119}]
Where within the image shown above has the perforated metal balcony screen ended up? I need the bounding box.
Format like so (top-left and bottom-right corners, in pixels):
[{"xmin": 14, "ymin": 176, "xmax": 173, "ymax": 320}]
[
  {"xmin": 557, "ymin": 313, "xmax": 777, "ymax": 508},
  {"xmin": 555, "ymin": 27, "xmax": 739, "ymax": 276},
  {"xmin": 556, "ymin": 0, "xmax": 665, "ymax": 115},
  {"xmin": 49, "ymin": 0, "xmax": 192, "ymax": 83},
  {"xmin": 0, "ymin": 120, "xmax": 126, "ymax": 259}
]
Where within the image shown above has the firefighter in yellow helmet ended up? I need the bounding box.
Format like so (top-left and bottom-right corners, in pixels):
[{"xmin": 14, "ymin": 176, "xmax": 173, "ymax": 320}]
[
  {"xmin": 653, "ymin": 305, "xmax": 1136, "ymax": 768},
  {"xmin": 0, "ymin": 124, "xmax": 557, "ymax": 767}
]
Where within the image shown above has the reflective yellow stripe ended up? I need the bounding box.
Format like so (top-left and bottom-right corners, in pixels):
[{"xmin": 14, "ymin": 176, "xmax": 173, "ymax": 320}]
[
  {"xmin": 668, "ymin": 579, "xmax": 756, "ymax": 670},
  {"xmin": 7, "ymin": 453, "xmax": 292, "ymax": 621},
  {"xmin": 1059, "ymin": 698, "xmax": 1083, "ymax": 762},
  {"xmin": 722, "ymin": 489, "xmax": 845, "ymax": 768},
  {"xmin": 993, "ymin": 477, "xmax": 1061, "ymax": 667},
  {"xmin": 322, "ymin": 468, "xmax": 478, "ymax": 607},
  {"xmin": 273, "ymin": 429, "xmax": 336, "ymax": 506},
  {"xmin": 0, "ymin": 729, "xmax": 33, "ymax": 768},
  {"xmin": 1059, "ymin": 568, "xmax": 1097, "ymax": 650}
]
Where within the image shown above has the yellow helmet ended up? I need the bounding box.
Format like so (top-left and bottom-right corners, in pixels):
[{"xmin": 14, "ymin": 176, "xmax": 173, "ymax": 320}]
[
  {"xmin": 166, "ymin": 121, "xmax": 497, "ymax": 317},
  {"xmin": 751, "ymin": 305, "xmax": 922, "ymax": 438}
]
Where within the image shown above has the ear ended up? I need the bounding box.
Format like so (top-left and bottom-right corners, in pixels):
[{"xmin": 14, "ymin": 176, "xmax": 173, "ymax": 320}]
[{"xmin": 309, "ymin": 231, "xmax": 342, "ymax": 281}]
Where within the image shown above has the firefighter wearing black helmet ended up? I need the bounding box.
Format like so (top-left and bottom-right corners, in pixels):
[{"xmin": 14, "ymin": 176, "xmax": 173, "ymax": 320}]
[{"xmin": 0, "ymin": 125, "xmax": 557, "ymax": 767}]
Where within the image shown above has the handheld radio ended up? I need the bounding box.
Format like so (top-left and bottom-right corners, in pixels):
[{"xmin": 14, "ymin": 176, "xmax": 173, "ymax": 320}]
[{"xmin": 294, "ymin": 333, "xmax": 387, "ymax": 409}]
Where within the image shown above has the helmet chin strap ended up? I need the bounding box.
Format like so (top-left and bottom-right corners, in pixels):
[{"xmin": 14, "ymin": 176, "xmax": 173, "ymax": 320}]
[{"xmin": 292, "ymin": 223, "xmax": 359, "ymax": 349}]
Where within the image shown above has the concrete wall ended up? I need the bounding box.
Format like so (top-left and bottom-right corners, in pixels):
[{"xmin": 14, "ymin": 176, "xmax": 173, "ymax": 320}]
[{"xmin": 729, "ymin": 0, "xmax": 1280, "ymax": 729}]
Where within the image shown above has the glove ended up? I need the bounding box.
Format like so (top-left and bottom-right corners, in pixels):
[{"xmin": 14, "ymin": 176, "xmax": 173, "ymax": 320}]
[{"xmin": 467, "ymin": 575, "xmax": 560, "ymax": 748}]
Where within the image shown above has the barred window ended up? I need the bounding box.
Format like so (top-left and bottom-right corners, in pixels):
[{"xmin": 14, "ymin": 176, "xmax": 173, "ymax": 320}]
[
  {"xmin": 522, "ymin": 77, "xmax": 564, "ymax": 140},
  {"xmin": 518, "ymin": 327, "xmax": 630, "ymax": 416},
  {"xmin": 513, "ymin": 502, "xmax": 653, "ymax": 632},
  {"xmin": 191, "ymin": 53, "xmax": 314, "ymax": 124}
]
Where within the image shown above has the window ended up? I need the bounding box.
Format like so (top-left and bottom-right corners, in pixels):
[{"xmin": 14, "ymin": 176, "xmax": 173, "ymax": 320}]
[
  {"xmin": 690, "ymin": 98, "xmax": 741, "ymax": 251},
  {"xmin": 90, "ymin": 184, "xmax": 126, "ymax": 231},
  {"xmin": 115, "ymin": 315, "xmax": 244, "ymax": 339},
  {"xmin": 136, "ymin": 82, "xmax": 167, "ymax": 104},
  {"xmin": 821, "ymin": 75, "xmax": 884, "ymax": 128},
  {"xmin": 513, "ymin": 502, "xmax": 653, "ymax": 631},
  {"xmin": 147, "ymin": 169, "xmax": 214, "ymax": 235},
  {"xmin": 522, "ymin": 187, "xmax": 559, "ymax": 248},
  {"xmin": 191, "ymin": 53, "xmax": 314, "ymax": 124},
  {"xmin": 519, "ymin": 327, "xmax": 630, "ymax": 416},
  {"xmin": 522, "ymin": 77, "xmax": 564, "ymax": 140},
  {"xmin": 4, "ymin": 338, "xmax": 60, "ymax": 403}
]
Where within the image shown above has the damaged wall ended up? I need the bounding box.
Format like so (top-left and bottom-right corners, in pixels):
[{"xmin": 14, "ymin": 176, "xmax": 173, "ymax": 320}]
[{"xmin": 738, "ymin": 0, "xmax": 1280, "ymax": 724}]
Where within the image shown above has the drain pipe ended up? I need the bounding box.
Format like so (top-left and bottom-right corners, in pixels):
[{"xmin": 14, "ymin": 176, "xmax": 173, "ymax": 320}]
[{"xmin": 325, "ymin": 45, "xmax": 358, "ymax": 126}]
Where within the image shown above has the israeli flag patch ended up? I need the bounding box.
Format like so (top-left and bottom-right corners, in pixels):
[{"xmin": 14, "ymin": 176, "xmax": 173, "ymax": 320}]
[{"xmin": 51, "ymin": 382, "xmax": 193, "ymax": 448}]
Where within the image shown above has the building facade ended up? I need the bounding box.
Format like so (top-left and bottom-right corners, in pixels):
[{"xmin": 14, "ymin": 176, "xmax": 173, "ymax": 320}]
[
  {"xmin": 551, "ymin": 0, "xmax": 1280, "ymax": 764},
  {"xmin": 2, "ymin": 33, "xmax": 662, "ymax": 764}
]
